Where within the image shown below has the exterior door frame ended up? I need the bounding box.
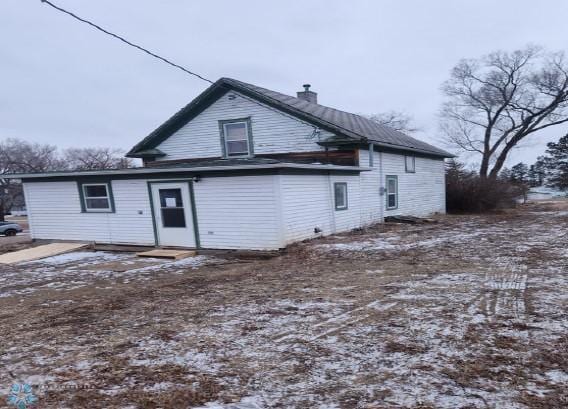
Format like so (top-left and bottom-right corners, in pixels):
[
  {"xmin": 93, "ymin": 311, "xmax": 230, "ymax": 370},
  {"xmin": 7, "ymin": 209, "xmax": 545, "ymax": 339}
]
[{"xmin": 147, "ymin": 180, "xmax": 200, "ymax": 248}]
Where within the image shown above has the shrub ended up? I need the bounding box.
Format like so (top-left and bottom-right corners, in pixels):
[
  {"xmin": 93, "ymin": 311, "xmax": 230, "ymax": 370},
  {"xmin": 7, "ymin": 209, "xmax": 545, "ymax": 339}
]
[{"xmin": 446, "ymin": 160, "xmax": 528, "ymax": 213}]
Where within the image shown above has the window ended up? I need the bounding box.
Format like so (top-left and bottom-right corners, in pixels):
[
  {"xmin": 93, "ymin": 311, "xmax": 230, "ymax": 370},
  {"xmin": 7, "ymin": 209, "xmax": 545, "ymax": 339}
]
[
  {"xmin": 405, "ymin": 155, "xmax": 416, "ymax": 173},
  {"xmin": 334, "ymin": 182, "xmax": 348, "ymax": 210},
  {"xmin": 221, "ymin": 119, "xmax": 252, "ymax": 157},
  {"xmin": 158, "ymin": 188, "xmax": 186, "ymax": 228},
  {"xmin": 386, "ymin": 176, "xmax": 398, "ymax": 210},
  {"xmin": 81, "ymin": 183, "xmax": 113, "ymax": 212}
]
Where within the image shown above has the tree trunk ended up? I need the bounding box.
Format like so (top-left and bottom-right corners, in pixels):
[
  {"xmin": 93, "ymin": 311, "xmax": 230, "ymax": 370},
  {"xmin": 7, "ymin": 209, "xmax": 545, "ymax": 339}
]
[
  {"xmin": 0, "ymin": 201, "xmax": 5, "ymax": 222},
  {"xmin": 479, "ymin": 153, "xmax": 491, "ymax": 179},
  {"xmin": 488, "ymin": 147, "xmax": 512, "ymax": 180}
]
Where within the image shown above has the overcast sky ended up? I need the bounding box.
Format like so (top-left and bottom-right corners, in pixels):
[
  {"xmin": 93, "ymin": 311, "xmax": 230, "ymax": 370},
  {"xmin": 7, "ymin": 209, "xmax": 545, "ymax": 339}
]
[{"xmin": 2, "ymin": 0, "xmax": 568, "ymax": 167}]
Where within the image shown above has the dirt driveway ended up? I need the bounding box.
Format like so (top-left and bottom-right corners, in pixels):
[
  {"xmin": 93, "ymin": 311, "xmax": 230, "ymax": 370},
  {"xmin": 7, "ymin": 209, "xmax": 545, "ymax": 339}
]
[{"xmin": 0, "ymin": 202, "xmax": 567, "ymax": 408}]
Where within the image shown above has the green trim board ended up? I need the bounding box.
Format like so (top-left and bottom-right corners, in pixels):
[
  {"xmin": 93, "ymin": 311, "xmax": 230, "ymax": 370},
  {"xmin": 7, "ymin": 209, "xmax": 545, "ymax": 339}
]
[
  {"xmin": 147, "ymin": 180, "xmax": 201, "ymax": 249},
  {"xmin": 77, "ymin": 180, "xmax": 116, "ymax": 213},
  {"xmin": 187, "ymin": 181, "xmax": 201, "ymax": 248},
  {"xmin": 218, "ymin": 117, "xmax": 254, "ymax": 158},
  {"xmin": 146, "ymin": 182, "xmax": 159, "ymax": 246}
]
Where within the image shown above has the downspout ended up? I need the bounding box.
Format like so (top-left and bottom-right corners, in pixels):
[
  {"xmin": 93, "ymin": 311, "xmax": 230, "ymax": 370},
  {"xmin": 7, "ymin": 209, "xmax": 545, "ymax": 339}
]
[
  {"xmin": 378, "ymin": 149, "xmax": 385, "ymax": 222},
  {"xmin": 327, "ymin": 171, "xmax": 337, "ymax": 234}
]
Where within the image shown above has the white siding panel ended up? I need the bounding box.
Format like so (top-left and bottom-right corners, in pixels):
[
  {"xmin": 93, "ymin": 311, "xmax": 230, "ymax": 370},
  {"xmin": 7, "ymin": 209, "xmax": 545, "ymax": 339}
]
[
  {"xmin": 381, "ymin": 152, "xmax": 446, "ymax": 217},
  {"xmin": 358, "ymin": 149, "xmax": 446, "ymax": 220},
  {"xmin": 280, "ymin": 173, "xmax": 361, "ymax": 244},
  {"xmin": 23, "ymin": 180, "xmax": 156, "ymax": 245},
  {"xmin": 194, "ymin": 175, "xmax": 282, "ymax": 250},
  {"xmin": 330, "ymin": 175, "xmax": 362, "ymax": 232},
  {"xmin": 359, "ymin": 149, "xmax": 383, "ymax": 225},
  {"xmin": 280, "ymin": 174, "xmax": 333, "ymax": 243},
  {"xmin": 156, "ymin": 91, "xmax": 335, "ymax": 160}
]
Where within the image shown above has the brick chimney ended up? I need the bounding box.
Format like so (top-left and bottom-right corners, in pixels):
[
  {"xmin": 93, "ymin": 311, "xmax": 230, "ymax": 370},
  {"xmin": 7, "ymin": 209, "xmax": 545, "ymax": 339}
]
[{"xmin": 297, "ymin": 84, "xmax": 318, "ymax": 104}]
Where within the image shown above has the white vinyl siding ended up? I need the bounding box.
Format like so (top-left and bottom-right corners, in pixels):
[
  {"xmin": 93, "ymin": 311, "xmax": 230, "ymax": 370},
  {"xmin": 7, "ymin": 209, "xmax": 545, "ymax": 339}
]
[
  {"xmin": 23, "ymin": 180, "xmax": 156, "ymax": 245},
  {"xmin": 22, "ymin": 151, "xmax": 445, "ymax": 250},
  {"xmin": 280, "ymin": 174, "xmax": 333, "ymax": 243},
  {"xmin": 279, "ymin": 173, "xmax": 361, "ymax": 245},
  {"xmin": 193, "ymin": 175, "xmax": 283, "ymax": 250},
  {"xmin": 382, "ymin": 152, "xmax": 446, "ymax": 216},
  {"xmin": 358, "ymin": 149, "xmax": 446, "ymax": 220},
  {"xmin": 358, "ymin": 149, "xmax": 384, "ymax": 225},
  {"xmin": 156, "ymin": 91, "xmax": 335, "ymax": 160}
]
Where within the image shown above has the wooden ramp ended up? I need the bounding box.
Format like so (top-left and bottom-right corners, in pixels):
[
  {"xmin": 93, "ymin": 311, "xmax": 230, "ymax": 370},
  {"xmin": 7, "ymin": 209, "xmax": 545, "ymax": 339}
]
[
  {"xmin": 0, "ymin": 242, "xmax": 90, "ymax": 264},
  {"xmin": 136, "ymin": 249, "xmax": 196, "ymax": 260}
]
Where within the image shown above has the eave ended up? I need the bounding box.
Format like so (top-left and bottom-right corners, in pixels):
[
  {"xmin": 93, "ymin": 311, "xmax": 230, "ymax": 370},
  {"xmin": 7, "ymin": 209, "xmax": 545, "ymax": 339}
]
[{"xmin": 4, "ymin": 163, "xmax": 371, "ymax": 181}]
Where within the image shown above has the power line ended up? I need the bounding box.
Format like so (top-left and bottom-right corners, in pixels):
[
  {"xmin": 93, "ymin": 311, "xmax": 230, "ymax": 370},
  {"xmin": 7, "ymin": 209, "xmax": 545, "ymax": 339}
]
[
  {"xmin": 40, "ymin": 0, "xmax": 213, "ymax": 84},
  {"xmin": 39, "ymin": 0, "xmax": 322, "ymax": 140}
]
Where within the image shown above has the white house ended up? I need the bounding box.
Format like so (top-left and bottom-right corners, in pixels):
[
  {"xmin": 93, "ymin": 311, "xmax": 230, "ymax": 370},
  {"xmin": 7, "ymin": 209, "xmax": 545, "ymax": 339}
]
[{"xmin": 10, "ymin": 78, "xmax": 452, "ymax": 250}]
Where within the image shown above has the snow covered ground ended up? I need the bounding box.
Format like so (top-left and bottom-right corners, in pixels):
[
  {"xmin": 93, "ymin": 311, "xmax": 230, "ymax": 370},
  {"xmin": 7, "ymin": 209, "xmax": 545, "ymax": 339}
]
[{"xmin": 0, "ymin": 200, "xmax": 567, "ymax": 408}]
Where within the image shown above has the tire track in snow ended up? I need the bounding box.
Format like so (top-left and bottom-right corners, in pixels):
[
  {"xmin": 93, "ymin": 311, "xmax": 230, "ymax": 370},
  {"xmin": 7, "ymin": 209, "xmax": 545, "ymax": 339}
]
[
  {"xmin": 272, "ymin": 300, "xmax": 398, "ymax": 343},
  {"xmin": 467, "ymin": 257, "xmax": 529, "ymax": 321}
]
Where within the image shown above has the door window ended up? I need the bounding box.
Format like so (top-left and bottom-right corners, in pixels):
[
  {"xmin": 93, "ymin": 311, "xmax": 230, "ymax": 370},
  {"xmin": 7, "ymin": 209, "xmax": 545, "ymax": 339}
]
[{"xmin": 158, "ymin": 188, "xmax": 186, "ymax": 228}]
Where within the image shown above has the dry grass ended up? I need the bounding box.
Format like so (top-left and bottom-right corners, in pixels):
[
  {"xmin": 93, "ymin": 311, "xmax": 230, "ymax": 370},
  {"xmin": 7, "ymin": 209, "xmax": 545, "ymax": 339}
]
[{"xmin": 0, "ymin": 200, "xmax": 567, "ymax": 408}]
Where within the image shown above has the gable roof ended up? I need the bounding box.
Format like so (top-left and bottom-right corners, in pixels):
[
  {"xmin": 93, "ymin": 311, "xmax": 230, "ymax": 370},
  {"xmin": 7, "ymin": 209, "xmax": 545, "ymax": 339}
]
[{"xmin": 127, "ymin": 77, "xmax": 453, "ymax": 158}]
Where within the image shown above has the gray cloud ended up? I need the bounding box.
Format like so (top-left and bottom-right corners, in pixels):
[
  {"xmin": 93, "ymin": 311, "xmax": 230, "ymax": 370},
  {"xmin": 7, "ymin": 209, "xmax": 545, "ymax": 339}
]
[{"xmin": 2, "ymin": 0, "xmax": 568, "ymax": 166}]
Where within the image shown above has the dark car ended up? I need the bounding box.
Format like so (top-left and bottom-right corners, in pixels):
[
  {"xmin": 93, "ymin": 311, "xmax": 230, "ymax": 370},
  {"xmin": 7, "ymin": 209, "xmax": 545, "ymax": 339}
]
[{"xmin": 0, "ymin": 222, "xmax": 23, "ymax": 236}]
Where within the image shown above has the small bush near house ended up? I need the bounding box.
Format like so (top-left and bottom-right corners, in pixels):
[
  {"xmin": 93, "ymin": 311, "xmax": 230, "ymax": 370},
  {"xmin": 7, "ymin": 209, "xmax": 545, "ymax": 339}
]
[{"xmin": 446, "ymin": 160, "xmax": 528, "ymax": 213}]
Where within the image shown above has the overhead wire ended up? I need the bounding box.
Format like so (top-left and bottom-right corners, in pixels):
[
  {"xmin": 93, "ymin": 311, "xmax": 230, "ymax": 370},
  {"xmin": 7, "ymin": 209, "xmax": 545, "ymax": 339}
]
[{"xmin": 40, "ymin": 0, "xmax": 323, "ymax": 141}]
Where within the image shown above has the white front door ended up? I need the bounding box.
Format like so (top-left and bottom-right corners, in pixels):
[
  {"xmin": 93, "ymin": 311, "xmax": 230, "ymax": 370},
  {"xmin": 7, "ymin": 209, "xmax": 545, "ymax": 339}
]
[{"xmin": 150, "ymin": 182, "xmax": 196, "ymax": 248}]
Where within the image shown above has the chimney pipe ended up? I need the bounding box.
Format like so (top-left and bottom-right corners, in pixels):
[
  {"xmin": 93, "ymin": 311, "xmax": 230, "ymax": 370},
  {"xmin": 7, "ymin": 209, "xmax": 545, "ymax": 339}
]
[{"xmin": 297, "ymin": 83, "xmax": 318, "ymax": 104}]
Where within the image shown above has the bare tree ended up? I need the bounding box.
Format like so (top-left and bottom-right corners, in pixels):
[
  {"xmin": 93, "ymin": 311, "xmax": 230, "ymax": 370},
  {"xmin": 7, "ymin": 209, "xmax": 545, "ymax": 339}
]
[
  {"xmin": 0, "ymin": 138, "xmax": 63, "ymax": 221},
  {"xmin": 62, "ymin": 147, "xmax": 132, "ymax": 171},
  {"xmin": 365, "ymin": 111, "xmax": 419, "ymax": 134},
  {"xmin": 440, "ymin": 46, "xmax": 568, "ymax": 179},
  {"xmin": 0, "ymin": 141, "xmax": 132, "ymax": 220}
]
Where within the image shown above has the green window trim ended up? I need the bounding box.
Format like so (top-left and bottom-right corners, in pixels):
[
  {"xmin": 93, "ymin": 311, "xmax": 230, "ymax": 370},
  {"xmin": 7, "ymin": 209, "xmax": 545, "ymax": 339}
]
[
  {"xmin": 218, "ymin": 117, "xmax": 254, "ymax": 158},
  {"xmin": 77, "ymin": 181, "xmax": 115, "ymax": 213},
  {"xmin": 385, "ymin": 175, "xmax": 398, "ymax": 210},
  {"xmin": 334, "ymin": 182, "xmax": 348, "ymax": 211},
  {"xmin": 405, "ymin": 155, "xmax": 416, "ymax": 173}
]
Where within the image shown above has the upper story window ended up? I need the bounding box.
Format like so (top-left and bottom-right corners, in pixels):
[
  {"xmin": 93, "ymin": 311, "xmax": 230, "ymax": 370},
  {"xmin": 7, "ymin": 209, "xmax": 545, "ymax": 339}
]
[
  {"xmin": 220, "ymin": 118, "xmax": 253, "ymax": 157},
  {"xmin": 405, "ymin": 155, "xmax": 416, "ymax": 173},
  {"xmin": 79, "ymin": 182, "xmax": 114, "ymax": 213}
]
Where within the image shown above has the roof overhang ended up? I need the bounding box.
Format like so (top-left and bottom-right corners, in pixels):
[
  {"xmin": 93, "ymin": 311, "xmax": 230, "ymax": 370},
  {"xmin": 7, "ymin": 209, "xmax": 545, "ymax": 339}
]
[
  {"xmin": 129, "ymin": 148, "xmax": 167, "ymax": 159},
  {"xmin": 318, "ymin": 139, "xmax": 454, "ymax": 158},
  {"xmin": 4, "ymin": 163, "xmax": 371, "ymax": 181}
]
